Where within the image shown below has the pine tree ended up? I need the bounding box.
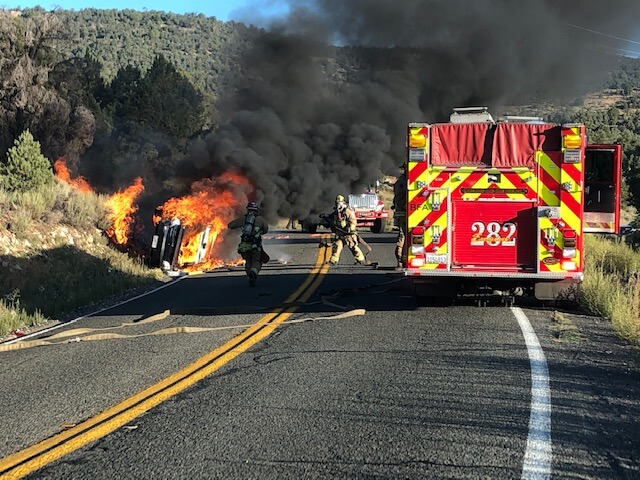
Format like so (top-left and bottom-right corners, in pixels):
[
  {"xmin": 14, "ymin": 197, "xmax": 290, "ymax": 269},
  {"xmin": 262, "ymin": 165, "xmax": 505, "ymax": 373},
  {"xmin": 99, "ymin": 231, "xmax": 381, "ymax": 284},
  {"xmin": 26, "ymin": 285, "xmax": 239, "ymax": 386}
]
[{"xmin": 0, "ymin": 130, "xmax": 53, "ymax": 192}]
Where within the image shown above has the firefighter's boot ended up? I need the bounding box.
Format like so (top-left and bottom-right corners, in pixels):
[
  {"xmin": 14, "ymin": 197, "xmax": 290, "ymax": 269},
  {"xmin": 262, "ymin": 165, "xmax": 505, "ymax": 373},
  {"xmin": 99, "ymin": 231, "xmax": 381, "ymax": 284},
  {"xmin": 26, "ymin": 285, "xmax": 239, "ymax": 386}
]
[
  {"xmin": 353, "ymin": 246, "xmax": 368, "ymax": 265},
  {"xmin": 248, "ymin": 270, "xmax": 257, "ymax": 287},
  {"xmin": 328, "ymin": 250, "xmax": 340, "ymax": 265}
]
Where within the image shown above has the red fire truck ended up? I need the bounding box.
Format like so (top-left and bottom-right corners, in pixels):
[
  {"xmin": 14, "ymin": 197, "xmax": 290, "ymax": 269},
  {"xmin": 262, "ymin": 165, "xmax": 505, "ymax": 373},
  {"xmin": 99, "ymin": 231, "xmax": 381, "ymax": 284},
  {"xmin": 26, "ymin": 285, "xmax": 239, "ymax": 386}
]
[
  {"xmin": 300, "ymin": 192, "xmax": 389, "ymax": 233},
  {"xmin": 347, "ymin": 192, "xmax": 389, "ymax": 233},
  {"xmin": 402, "ymin": 107, "xmax": 622, "ymax": 302}
]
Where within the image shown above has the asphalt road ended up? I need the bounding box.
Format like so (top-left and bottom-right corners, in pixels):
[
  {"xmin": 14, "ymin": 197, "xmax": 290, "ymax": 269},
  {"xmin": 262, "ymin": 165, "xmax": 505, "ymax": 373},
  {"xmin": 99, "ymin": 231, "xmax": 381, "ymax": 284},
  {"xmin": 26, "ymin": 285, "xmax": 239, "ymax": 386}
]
[{"xmin": 0, "ymin": 230, "xmax": 638, "ymax": 479}]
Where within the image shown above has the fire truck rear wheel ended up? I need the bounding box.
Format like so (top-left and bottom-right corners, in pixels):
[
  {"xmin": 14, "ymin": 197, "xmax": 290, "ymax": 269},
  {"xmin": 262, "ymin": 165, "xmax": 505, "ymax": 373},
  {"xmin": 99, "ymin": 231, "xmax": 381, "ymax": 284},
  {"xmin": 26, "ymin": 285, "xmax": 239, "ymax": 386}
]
[{"xmin": 371, "ymin": 218, "xmax": 386, "ymax": 233}]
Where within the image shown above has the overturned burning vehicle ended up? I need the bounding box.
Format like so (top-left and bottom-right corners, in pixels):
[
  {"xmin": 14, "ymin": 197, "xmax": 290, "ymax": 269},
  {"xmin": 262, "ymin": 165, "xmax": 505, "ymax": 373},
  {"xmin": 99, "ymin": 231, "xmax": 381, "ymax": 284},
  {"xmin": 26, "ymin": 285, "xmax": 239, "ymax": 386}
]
[{"xmin": 149, "ymin": 213, "xmax": 214, "ymax": 273}]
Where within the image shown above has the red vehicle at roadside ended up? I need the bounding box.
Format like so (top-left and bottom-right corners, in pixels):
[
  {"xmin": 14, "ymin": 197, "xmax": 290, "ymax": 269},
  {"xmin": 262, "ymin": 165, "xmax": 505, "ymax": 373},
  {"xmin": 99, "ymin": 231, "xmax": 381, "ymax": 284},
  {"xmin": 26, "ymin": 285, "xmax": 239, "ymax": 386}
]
[
  {"xmin": 347, "ymin": 192, "xmax": 389, "ymax": 233},
  {"xmin": 300, "ymin": 191, "xmax": 389, "ymax": 234}
]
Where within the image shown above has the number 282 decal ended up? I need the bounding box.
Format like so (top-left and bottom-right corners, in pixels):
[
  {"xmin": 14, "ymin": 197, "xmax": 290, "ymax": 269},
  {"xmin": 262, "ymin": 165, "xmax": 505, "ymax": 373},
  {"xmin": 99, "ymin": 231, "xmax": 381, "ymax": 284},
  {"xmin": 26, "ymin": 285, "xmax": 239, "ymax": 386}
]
[{"xmin": 470, "ymin": 221, "xmax": 516, "ymax": 246}]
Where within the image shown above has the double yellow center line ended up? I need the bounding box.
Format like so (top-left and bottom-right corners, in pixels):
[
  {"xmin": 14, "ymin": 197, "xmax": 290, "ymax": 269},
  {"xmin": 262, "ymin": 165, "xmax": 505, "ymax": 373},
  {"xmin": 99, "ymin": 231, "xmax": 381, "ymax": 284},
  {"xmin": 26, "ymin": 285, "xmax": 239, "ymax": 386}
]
[{"xmin": 0, "ymin": 241, "xmax": 331, "ymax": 479}]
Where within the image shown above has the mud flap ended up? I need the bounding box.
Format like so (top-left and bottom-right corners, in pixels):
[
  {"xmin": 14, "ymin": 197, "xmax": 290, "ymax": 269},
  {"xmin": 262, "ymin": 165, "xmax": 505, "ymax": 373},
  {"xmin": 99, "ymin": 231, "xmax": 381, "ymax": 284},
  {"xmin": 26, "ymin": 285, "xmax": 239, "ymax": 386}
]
[{"xmin": 534, "ymin": 280, "xmax": 580, "ymax": 301}]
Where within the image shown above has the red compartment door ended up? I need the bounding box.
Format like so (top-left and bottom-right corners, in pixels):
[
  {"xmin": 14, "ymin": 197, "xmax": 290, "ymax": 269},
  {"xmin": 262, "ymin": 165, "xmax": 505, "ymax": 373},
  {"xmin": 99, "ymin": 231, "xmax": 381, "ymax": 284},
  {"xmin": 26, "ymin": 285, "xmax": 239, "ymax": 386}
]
[{"xmin": 452, "ymin": 201, "xmax": 537, "ymax": 270}]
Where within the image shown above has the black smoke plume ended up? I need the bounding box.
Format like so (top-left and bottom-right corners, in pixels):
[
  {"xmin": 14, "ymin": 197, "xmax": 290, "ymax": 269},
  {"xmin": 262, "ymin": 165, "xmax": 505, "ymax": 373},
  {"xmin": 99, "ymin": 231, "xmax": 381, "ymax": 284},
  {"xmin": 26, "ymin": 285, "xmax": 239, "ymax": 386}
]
[{"xmin": 175, "ymin": 0, "xmax": 639, "ymax": 223}]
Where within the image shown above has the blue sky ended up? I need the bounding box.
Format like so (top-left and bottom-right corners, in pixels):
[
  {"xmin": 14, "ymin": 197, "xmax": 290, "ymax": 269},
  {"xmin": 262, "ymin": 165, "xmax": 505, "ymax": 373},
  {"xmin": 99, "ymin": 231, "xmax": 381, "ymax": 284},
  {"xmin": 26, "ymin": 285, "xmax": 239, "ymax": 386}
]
[{"xmin": 3, "ymin": 1, "xmax": 289, "ymax": 22}]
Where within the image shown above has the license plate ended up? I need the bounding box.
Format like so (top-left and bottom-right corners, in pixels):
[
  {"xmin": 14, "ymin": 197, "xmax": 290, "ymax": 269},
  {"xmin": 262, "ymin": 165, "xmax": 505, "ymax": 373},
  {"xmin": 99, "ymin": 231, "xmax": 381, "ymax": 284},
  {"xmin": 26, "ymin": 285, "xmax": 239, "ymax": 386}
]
[
  {"xmin": 563, "ymin": 149, "xmax": 581, "ymax": 164},
  {"xmin": 426, "ymin": 254, "xmax": 448, "ymax": 264},
  {"xmin": 409, "ymin": 148, "xmax": 426, "ymax": 161}
]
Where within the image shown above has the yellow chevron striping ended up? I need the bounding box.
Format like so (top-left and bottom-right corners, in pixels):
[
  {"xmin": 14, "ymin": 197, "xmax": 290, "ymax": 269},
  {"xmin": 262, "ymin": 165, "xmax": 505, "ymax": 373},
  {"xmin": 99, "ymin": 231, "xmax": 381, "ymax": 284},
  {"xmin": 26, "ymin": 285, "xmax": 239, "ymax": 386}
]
[{"xmin": 537, "ymin": 151, "xmax": 560, "ymax": 206}]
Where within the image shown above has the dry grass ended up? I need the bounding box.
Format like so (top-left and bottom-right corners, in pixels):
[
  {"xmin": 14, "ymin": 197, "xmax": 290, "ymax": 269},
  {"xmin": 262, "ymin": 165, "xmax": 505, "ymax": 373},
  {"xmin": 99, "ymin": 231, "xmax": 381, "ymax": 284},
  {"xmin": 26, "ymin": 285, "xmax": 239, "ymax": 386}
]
[
  {"xmin": 582, "ymin": 90, "xmax": 626, "ymax": 109},
  {"xmin": 581, "ymin": 235, "xmax": 640, "ymax": 342},
  {"xmin": 549, "ymin": 311, "xmax": 585, "ymax": 343},
  {"xmin": 0, "ymin": 297, "xmax": 47, "ymax": 335}
]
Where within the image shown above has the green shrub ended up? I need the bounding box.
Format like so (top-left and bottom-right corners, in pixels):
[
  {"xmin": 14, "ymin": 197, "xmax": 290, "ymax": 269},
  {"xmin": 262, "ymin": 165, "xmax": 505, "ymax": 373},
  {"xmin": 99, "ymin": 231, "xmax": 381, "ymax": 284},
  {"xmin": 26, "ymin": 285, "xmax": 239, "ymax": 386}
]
[
  {"xmin": 51, "ymin": 180, "xmax": 110, "ymax": 229},
  {"xmin": 0, "ymin": 295, "xmax": 47, "ymax": 335},
  {"xmin": 7, "ymin": 206, "xmax": 33, "ymax": 239},
  {"xmin": 12, "ymin": 183, "xmax": 58, "ymax": 221},
  {"xmin": 0, "ymin": 130, "xmax": 53, "ymax": 193},
  {"xmin": 62, "ymin": 191, "xmax": 100, "ymax": 228},
  {"xmin": 0, "ymin": 188, "xmax": 10, "ymax": 206}
]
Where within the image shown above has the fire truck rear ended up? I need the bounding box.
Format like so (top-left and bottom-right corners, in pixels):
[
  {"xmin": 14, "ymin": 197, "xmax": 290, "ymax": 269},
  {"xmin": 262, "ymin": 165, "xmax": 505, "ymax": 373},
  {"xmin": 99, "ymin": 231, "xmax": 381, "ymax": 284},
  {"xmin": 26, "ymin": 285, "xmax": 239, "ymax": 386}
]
[{"xmin": 403, "ymin": 107, "xmax": 622, "ymax": 302}]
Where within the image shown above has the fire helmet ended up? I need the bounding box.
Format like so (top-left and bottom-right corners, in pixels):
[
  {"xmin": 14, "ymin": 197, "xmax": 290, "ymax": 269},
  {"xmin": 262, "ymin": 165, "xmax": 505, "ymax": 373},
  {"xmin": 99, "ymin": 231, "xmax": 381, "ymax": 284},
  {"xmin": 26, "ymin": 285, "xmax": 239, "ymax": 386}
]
[
  {"xmin": 335, "ymin": 194, "xmax": 345, "ymax": 204},
  {"xmin": 246, "ymin": 201, "xmax": 259, "ymax": 212}
]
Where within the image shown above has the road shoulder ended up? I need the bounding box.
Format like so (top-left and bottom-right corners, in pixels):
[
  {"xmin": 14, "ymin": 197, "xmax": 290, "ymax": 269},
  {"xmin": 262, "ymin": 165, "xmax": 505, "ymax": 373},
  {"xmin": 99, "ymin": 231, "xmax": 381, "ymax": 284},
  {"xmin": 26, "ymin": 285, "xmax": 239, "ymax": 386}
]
[{"xmin": 525, "ymin": 306, "xmax": 640, "ymax": 478}]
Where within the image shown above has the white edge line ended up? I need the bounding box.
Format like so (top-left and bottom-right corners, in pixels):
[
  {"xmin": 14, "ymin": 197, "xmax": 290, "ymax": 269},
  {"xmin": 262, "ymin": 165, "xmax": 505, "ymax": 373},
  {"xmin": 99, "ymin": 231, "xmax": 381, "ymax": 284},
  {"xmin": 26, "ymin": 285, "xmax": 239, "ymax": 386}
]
[
  {"xmin": 512, "ymin": 306, "xmax": 552, "ymax": 480},
  {"xmin": 3, "ymin": 277, "xmax": 186, "ymax": 345}
]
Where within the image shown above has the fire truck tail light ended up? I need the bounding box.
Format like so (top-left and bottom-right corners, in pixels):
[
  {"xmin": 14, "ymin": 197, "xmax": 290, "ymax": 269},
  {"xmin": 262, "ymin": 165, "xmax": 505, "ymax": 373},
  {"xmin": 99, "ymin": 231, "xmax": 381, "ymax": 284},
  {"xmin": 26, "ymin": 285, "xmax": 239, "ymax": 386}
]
[
  {"xmin": 562, "ymin": 134, "xmax": 582, "ymax": 149},
  {"xmin": 410, "ymin": 257, "xmax": 425, "ymax": 267},
  {"xmin": 411, "ymin": 245, "xmax": 425, "ymax": 255},
  {"xmin": 562, "ymin": 261, "xmax": 577, "ymax": 271},
  {"xmin": 562, "ymin": 229, "xmax": 577, "ymax": 258},
  {"xmin": 411, "ymin": 226, "xmax": 425, "ymax": 245},
  {"xmin": 562, "ymin": 229, "xmax": 577, "ymax": 248},
  {"xmin": 409, "ymin": 130, "xmax": 427, "ymax": 148},
  {"xmin": 562, "ymin": 128, "xmax": 582, "ymax": 149}
]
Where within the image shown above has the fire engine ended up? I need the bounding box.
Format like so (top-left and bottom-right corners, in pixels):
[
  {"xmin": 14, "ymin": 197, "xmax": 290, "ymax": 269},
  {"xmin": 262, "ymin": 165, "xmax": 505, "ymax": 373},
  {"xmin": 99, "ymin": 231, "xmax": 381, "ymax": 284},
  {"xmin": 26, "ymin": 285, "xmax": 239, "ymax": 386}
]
[
  {"xmin": 402, "ymin": 107, "xmax": 622, "ymax": 302},
  {"xmin": 300, "ymin": 191, "xmax": 389, "ymax": 233},
  {"xmin": 347, "ymin": 192, "xmax": 389, "ymax": 233}
]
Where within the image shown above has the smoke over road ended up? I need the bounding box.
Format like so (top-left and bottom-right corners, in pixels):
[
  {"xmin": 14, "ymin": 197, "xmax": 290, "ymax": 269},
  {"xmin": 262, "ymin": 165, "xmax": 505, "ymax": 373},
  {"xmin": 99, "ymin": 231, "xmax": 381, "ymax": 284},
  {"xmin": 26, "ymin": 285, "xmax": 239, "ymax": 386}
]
[{"xmin": 177, "ymin": 0, "xmax": 639, "ymax": 223}]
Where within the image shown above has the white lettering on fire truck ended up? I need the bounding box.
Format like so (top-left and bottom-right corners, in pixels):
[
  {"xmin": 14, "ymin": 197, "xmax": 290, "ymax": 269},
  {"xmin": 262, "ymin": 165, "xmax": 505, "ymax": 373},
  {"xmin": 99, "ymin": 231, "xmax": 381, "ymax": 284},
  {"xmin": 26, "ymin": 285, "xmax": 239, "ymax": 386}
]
[{"xmin": 470, "ymin": 221, "xmax": 516, "ymax": 246}]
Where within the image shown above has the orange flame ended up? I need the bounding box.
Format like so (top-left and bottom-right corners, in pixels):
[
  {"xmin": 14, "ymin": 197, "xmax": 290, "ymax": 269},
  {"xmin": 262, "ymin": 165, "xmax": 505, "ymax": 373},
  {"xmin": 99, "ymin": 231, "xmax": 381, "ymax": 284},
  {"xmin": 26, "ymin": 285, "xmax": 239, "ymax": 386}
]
[
  {"xmin": 158, "ymin": 171, "xmax": 253, "ymax": 271},
  {"xmin": 53, "ymin": 158, "xmax": 94, "ymax": 193},
  {"xmin": 105, "ymin": 177, "xmax": 145, "ymax": 245}
]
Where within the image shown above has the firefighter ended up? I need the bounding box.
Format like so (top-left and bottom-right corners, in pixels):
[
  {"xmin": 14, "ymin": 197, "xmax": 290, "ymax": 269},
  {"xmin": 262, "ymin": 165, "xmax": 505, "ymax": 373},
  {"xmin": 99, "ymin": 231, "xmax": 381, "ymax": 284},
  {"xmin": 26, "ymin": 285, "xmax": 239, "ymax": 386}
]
[
  {"xmin": 227, "ymin": 201, "xmax": 269, "ymax": 287},
  {"xmin": 392, "ymin": 164, "xmax": 407, "ymax": 269},
  {"xmin": 325, "ymin": 194, "xmax": 369, "ymax": 266}
]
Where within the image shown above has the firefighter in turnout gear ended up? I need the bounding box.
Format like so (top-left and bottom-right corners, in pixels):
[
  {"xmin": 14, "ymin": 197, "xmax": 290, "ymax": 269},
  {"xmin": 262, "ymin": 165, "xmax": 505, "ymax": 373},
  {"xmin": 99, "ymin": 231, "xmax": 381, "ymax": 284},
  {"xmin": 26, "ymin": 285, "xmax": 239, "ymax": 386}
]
[
  {"xmin": 392, "ymin": 165, "xmax": 407, "ymax": 269},
  {"xmin": 227, "ymin": 201, "xmax": 269, "ymax": 287},
  {"xmin": 325, "ymin": 194, "xmax": 369, "ymax": 266}
]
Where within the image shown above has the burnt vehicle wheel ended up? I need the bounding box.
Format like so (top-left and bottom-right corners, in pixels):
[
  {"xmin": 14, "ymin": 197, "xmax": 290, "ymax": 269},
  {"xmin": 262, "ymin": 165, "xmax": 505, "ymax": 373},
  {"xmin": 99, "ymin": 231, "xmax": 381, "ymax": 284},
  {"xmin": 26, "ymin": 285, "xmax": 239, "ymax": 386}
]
[{"xmin": 371, "ymin": 218, "xmax": 386, "ymax": 233}]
